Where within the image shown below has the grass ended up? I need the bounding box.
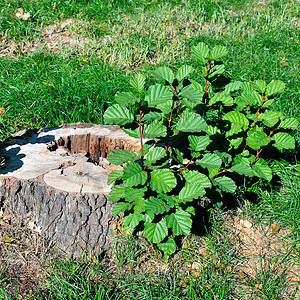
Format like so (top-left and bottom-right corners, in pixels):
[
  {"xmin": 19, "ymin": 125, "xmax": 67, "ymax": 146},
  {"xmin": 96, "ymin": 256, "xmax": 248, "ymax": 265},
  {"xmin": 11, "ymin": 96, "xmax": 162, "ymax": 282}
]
[{"xmin": 0, "ymin": 0, "xmax": 299, "ymax": 298}]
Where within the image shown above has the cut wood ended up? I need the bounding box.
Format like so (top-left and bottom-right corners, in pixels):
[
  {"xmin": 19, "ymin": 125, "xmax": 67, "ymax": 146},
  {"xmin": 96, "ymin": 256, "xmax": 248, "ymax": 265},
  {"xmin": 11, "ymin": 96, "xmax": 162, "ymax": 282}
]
[{"xmin": 0, "ymin": 123, "xmax": 141, "ymax": 257}]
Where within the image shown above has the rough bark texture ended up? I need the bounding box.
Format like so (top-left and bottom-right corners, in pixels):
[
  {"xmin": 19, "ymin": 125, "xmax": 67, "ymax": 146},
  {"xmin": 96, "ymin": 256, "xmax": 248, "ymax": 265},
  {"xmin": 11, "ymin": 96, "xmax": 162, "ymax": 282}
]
[{"xmin": 0, "ymin": 123, "xmax": 140, "ymax": 257}]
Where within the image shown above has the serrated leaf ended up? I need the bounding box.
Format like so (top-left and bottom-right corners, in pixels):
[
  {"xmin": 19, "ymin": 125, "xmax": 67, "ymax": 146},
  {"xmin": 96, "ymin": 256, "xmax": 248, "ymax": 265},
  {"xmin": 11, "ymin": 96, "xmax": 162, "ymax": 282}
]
[
  {"xmin": 165, "ymin": 210, "xmax": 192, "ymax": 235},
  {"xmin": 115, "ymin": 92, "xmax": 139, "ymax": 106},
  {"xmin": 209, "ymin": 92, "xmax": 233, "ymax": 106},
  {"xmin": 223, "ymin": 111, "xmax": 249, "ymax": 137},
  {"xmin": 213, "ymin": 176, "xmax": 236, "ymax": 193},
  {"xmin": 143, "ymin": 120, "xmax": 167, "ymax": 138},
  {"xmin": 229, "ymin": 137, "xmax": 244, "ymax": 149},
  {"xmin": 130, "ymin": 73, "xmax": 146, "ymax": 94},
  {"xmin": 176, "ymin": 65, "xmax": 194, "ymax": 82},
  {"xmin": 107, "ymin": 149, "xmax": 138, "ymax": 165},
  {"xmin": 176, "ymin": 111, "xmax": 207, "ymax": 132},
  {"xmin": 153, "ymin": 66, "xmax": 174, "ymax": 84},
  {"xmin": 214, "ymin": 150, "xmax": 232, "ymax": 164},
  {"xmin": 179, "ymin": 85, "xmax": 203, "ymax": 103},
  {"xmin": 144, "ymin": 218, "xmax": 168, "ymax": 243},
  {"xmin": 107, "ymin": 170, "xmax": 123, "ymax": 185},
  {"xmin": 122, "ymin": 162, "xmax": 148, "ymax": 187},
  {"xmin": 171, "ymin": 148, "xmax": 183, "ymax": 164},
  {"xmin": 231, "ymin": 163, "xmax": 254, "ymax": 177},
  {"xmin": 112, "ymin": 202, "xmax": 132, "ymax": 216},
  {"xmin": 157, "ymin": 237, "xmax": 177, "ymax": 259},
  {"xmin": 150, "ymin": 169, "xmax": 177, "ymax": 193},
  {"xmin": 183, "ymin": 171, "xmax": 212, "ymax": 189},
  {"xmin": 145, "ymin": 147, "xmax": 167, "ymax": 165},
  {"xmin": 191, "ymin": 42, "xmax": 210, "ymax": 64},
  {"xmin": 123, "ymin": 213, "xmax": 143, "ymax": 231},
  {"xmin": 252, "ymin": 163, "xmax": 272, "ymax": 181},
  {"xmin": 134, "ymin": 198, "xmax": 145, "ymax": 214},
  {"xmin": 279, "ymin": 118, "xmax": 299, "ymax": 129},
  {"xmin": 145, "ymin": 83, "xmax": 173, "ymax": 107},
  {"xmin": 179, "ymin": 184, "xmax": 206, "ymax": 201},
  {"xmin": 206, "ymin": 125, "xmax": 221, "ymax": 135},
  {"xmin": 208, "ymin": 64, "xmax": 225, "ymax": 79},
  {"xmin": 122, "ymin": 126, "xmax": 140, "ymax": 139},
  {"xmin": 266, "ymin": 80, "xmax": 285, "ymax": 97},
  {"xmin": 224, "ymin": 81, "xmax": 242, "ymax": 93},
  {"xmin": 252, "ymin": 80, "xmax": 266, "ymax": 94},
  {"xmin": 142, "ymin": 111, "xmax": 165, "ymax": 122},
  {"xmin": 145, "ymin": 196, "xmax": 170, "ymax": 215},
  {"xmin": 104, "ymin": 104, "xmax": 134, "ymax": 125},
  {"xmin": 246, "ymin": 127, "xmax": 271, "ymax": 150},
  {"xmin": 210, "ymin": 45, "xmax": 228, "ymax": 60},
  {"xmin": 188, "ymin": 135, "xmax": 211, "ymax": 151},
  {"xmin": 272, "ymin": 132, "xmax": 295, "ymax": 149},
  {"xmin": 257, "ymin": 111, "xmax": 282, "ymax": 127},
  {"xmin": 239, "ymin": 90, "xmax": 261, "ymax": 106},
  {"xmin": 108, "ymin": 184, "xmax": 125, "ymax": 203},
  {"xmin": 125, "ymin": 187, "xmax": 147, "ymax": 202},
  {"xmin": 197, "ymin": 153, "xmax": 222, "ymax": 169}
]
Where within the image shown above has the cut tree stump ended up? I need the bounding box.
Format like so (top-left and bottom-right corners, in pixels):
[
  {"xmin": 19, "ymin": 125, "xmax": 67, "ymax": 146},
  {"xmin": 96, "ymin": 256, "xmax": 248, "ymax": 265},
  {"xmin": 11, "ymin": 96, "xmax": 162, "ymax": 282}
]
[{"xmin": 0, "ymin": 123, "xmax": 141, "ymax": 257}]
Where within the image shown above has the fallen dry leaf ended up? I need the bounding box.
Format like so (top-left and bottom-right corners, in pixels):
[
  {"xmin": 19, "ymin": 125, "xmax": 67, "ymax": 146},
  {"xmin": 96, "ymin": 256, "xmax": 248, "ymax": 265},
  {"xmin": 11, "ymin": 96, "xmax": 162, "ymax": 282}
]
[
  {"xmin": 4, "ymin": 235, "xmax": 17, "ymax": 243},
  {"xmin": 14, "ymin": 8, "xmax": 31, "ymax": 20}
]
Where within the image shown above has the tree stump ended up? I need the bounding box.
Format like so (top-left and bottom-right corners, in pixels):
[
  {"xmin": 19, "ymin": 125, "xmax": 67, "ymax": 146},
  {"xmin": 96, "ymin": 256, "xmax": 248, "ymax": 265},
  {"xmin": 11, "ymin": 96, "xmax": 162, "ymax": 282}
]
[{"xmin": 0, "ymin": 123, "xmax": 141, "ymax": 257}]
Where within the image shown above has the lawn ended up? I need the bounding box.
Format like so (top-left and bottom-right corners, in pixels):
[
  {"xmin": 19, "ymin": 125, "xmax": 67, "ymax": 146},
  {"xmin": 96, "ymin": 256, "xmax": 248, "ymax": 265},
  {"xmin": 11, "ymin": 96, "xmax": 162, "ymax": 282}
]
[{"xmin": 0, "ymin": 0, "xmax": 299, "ymax": 299}]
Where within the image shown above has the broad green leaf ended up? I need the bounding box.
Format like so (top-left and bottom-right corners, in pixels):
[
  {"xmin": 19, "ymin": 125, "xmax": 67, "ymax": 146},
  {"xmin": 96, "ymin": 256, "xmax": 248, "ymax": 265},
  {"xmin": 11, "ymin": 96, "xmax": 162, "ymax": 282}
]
[
  {"xmin": 104, "ymin": 104, "xmax": 134, "ymax": 125},
  {"xmin": 176, "ymin": 111, "xmax": 207, "ymax": 132},
  {"xmin": 122, "ymin": 126, "xmax": 140, "ymax": 139},
  {"xmin": 145, "ymin": 84, "xmax": 173, "ymax": 106},
  {"xmin": 130, "ymin": 73, "xmax": 146, "ymax": 94},
  {"xmin": 108, "ymin": 184, "xmax": 125, "ymax": 203},
  {"xmin": 153, "ymin": 66, "xmax": 174, "ymax": 84},
  {"xmin": 134, "ymin": 198, "xmax": 145, "ymax": 214},
  {"xmin": 165, "ymin": 210, "xmax": 192, "ymax": 235},
  {"xmin": 209, "ymin": 92, "xmax": 233, "ymax": 106},
  {"xmin": 214, "ymin": 150, "xmax": 232, "ymax": 164},
  {"xmin": 279, "ymin": 118, "xmax": 299, "ymax": 129},
  {"xmin": 213, "ymin": 176, "xmax": 236, "ymax": 193},
  {"xmin": 252, "ymin": 163, "xmax": 272, "ymax": 181},
  {"xmin": 183, "ymin": 170, "xmax": 211, "ymax": 188},
  {"xmin": 206, "ymin": 125, "xmax": 221, "ymax": 135},
  {"xmin": 252, "ymin": 80, "xmax": 266, "ymax": 94},
  {"xmin": 145, "ymin": 196, "xmax": 170, "ymax": 215},
  {"xmin": 272, "ymin": 132, "xmax": 295, "ymax": 149},
  {"xmin": 210, "ymin": 45, "xmax": 228, "ymax": 60},
  {"xmin": 179, "ymin": 184, "xmax": 206, "ymax": 201},
  {"xmin": 150, "ymin": 169, "xmax": 177, "ymax": 193},
  {"xmin": 190, "ymin": 79, "xmax": 204, "ymax": 93},
  {"xmin": 122, "ymin": 162, "xmax": 148, "ymax": 187},
  {"xmin": 179, "ymin": 85, "xmax": 203, "ymax": 103},
  {"xmin": 197, "ymin": 153, "xmax": 222, "ymax": 169},
  {"xmin": 125, "ymin": 187, "xmax": 147, "ymax": 202},
  {"xmin": 224, "ymin": 81, "xmax": 242, "ymax": 94},
  {"xmin": 266, "ymin": 80, "xmax": 285, "ymax": 97},
  {"xmin": 176, "ymin": 65, "xmax": 194, "ymax": 82},
  {"xmin": 143, "ymin": 120, "xmax": 167, "ymax": 138},
  {"xmin": 229, "ymin": 137, "xmax": 244, "ymax": 149},
  {"xmin": 223, "ymin": 111, "xmax": 249, "ymax": 137},
  {"xmin": 144, "ymin": 218, "xmax": 168, "ymax": 243},
  {"xmin": 142, "ymin": 111, "xmax": 164, "ymax": 122},
  {"xmin": 112, "ymin": 202, "xmax": 132, "ymax": 216},
  {"xmin": 239, "ymin": 90, "xmax": 261, "ymax": 106},
  {"xmin": 107, "ymin": 170, "xmax": 123, "ymax": 185},
  {"xmin": 231, "ymin": 163, "xmax": 254, "ymax": 177},
  {"xmin": 191, "ymin": 42, "xmax": 210, "ymax": 64},
  {"xmin": 246, "ymin": 127, "xmax": 271, "ymax": 150},
  {"xmin": 257, "ymin": 111, "xmax": 282, "ymax": 127},
  {"xmin": 157, "ymin": 237, "xmax": 177, "ymax": 259},
  {"xmin": 208, "ymin": 64, "xmax": 225, "ymax": 79},
  {"xmin": 115, "ymin": 92, "xmax": 139, "ymax": 106},
  {"xmin": 123, "ymin": 213, "xmax": 143, "ymax": 231},
  {"xmin": 156, "ymin": 100, "xmax": 173, "ymax": 114},
  {"xmin": 188, "ymin": 135, "xmax": 211, "ymax": 151},
  {"xmin": 107, "ymin": 149, "xmax": 138, "ymax": 165},
  {"xmin": 171, "ymin": 148, "xmax": 183, "ymax": 164},
  {"xmin": 145, "ymin": 147, "xmax": 167, "ymax": 165}
]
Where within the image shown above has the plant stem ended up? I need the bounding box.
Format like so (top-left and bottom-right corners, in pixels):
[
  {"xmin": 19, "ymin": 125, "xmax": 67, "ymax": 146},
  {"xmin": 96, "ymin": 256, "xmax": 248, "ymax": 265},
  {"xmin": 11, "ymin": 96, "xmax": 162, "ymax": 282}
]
[
  {"xmin": 180, "ymin": 157, "xmax": 195, "ymax": 174},
  {"xmin": 210, "ymin": 168, "xmax": 228, "ymax": 179},
  {"xmin": 138, "ymin": 110, "xmax": 143, "ymax": 158}
]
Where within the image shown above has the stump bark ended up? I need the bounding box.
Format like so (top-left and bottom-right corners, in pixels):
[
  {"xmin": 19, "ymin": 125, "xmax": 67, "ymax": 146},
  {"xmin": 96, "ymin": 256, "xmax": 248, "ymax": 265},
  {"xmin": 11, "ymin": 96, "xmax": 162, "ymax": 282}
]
[{"xmin": 0, "ymin": 123, "xmax": 141, "ymax": 257}]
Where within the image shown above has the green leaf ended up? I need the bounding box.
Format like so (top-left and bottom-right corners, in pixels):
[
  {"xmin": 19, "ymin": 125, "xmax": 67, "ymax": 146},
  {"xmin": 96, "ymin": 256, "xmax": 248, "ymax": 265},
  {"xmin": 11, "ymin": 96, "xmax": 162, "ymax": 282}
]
[
  {"xmin": 213, "ymin": 176, "xmax": 236, "ymax": 193},
  {"xmin": 143, "ymin": 120, "xmax": 167, "ymax": 138},
  {"xmin": 266, "ymin": 80, "xmax": 285, "ymax": 97},
  {"xmin": 145, "ymin": 196, "xmax": 170, "ymax": 215},
  {"xmin": 176, "ymin": 65, "xmax": 194, "ymax": 82},
  {"xmin": 171, "ymin": 148, "xmax": 183, "ymax": 164},
  {"xmin": 166, "ymin": 210, "xmax": 192, "ymax": 235},
  {"xmin": 239, "ymin": 90, "xmax": 261, "ymax": 106},
  {"xmin": 108, "ymin": 184, "xmax": 125, "ymax": 203},
  {"xmin": 272, "ymin": 132, "xmax": 295, "ymax": 150},
  {"xmin": 206, "ymin": 125, "xmax": 221, "ymax": 135},
  {"xmin": 224, "ymin": 81, "xmax": 242, "ymax": 93},
  {"xmin": 179, "ymin": 85, "xmax": 203, "ymax": 104},
  {"xmin": 104, "ymin": 104, "xmax": 134, "ymax": 125},
  {"xmin": 246, "ymin": 127, "xmax": 271, "ymax": 150},
  {"xmin": 176, "ymin": 111, "xmax": 207, "ymax": 132},
  {"xmin": 223, "ymin": 111, "xmax": 249, "ymax": 137},
  {"xmin": 279, "ymin": 118, "xmax": 299, "ymax": 129},
  {"xmin": 183, "ymin": 171, "xmax": 212, "ymax": 189},
  {"xmin": 145, "ymin": 84, "xmax": 173, "ymax": 106},
  {"xmin": 112, "ymin": 202, "xmax": 132, "ymax": 216},
  {"xmin": 130, "ymin": 73, "xmax": 146, "ymax": 94},
  {"xmin": 188, "ymin": 135, "xmax": 211, "ymax": 151},
  {"xmin": 144, "ymin": 218, "xmax": 168, "ymax": 243},
  {"xmin": 179, "ymin": 184, "xmax": 206, "ymax": 201},
  {"xmin": 122, "ymin": 162, "xmax": 148, "ymax": 187},
  {"xmin": 252, "ymin": 80, "xmax": 266, "ymax": 94},
  {"xmin": 191, "ymin": 42, "xmax": 210, "ymax": 64},
  {"xmin": 134, "ymin": 198, "xmax": 145, "ymax": 214},
  {"xmin": 142, "ymin": 111, "xmax": 165, "ymax": 122},
  {"xmin": 123, "ymin": 213, "xmax": 143, "ymax": 231},
  {"xmin": 209, "ymin": 92, "xmax": 233, "ymax": 106},
  {"xmin": 107, "ymin": 149, "xmax": 138, "ymax": 165},
  {"xmin": 122, "ymin": 126, "xmax": 140, "ymax": 139},
  {"xmin": 229, "ymin": 137, "xmax": 244, "ymax": 149},
  {"xmin": 125, "ymin": 187, "xmax": 147, "ymax": 202},
  {"xmin": 115, "ymin": 92, "xmax": 139, "ymax": 106},
  {"xmin": 252, "ymin": 163, "xmax": 272, "ymax": 181},
  {"xmin": 150, "ymin": 169, "xmax": 177, "ymax": 193},
  {"xmin": 157, "ymin": 237, "xmax": 177, "ymax": 259},
  {"xmin": 208, "ymin": 64, "xmax": 225, "ymax": 79},
  {"xmin": 257, "ymin": 111, "xmax": 282, "ymax": 127},
  {"xmin": 197, "ymin": 153, "xmax": 222, "ymax": 169},
  {"xmin": 145, "ymin": 147, "xmax": 167, "ymax": 165},
  {"xmin": 231, "ymin": 163, "xmax": 254, "ymax": 177},
  {"xmin": 153, "ymin": 66, "xmax": 174, "ymax": 84},
  {"xmin": 107, "ymin": 170, "xmax": 123, "ymax": 185},
  {"xmin": 210, "ymin": 45, "xmax": 228, "ymax": 60}
]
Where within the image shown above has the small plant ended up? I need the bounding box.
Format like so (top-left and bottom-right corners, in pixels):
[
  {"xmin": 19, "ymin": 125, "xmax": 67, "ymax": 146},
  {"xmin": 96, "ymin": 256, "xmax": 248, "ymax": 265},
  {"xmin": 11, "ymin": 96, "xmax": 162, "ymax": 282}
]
[{"xmin": 103, "ymin": 42, "xmax": 298, "ymax": 258}]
